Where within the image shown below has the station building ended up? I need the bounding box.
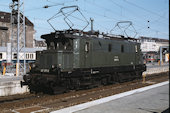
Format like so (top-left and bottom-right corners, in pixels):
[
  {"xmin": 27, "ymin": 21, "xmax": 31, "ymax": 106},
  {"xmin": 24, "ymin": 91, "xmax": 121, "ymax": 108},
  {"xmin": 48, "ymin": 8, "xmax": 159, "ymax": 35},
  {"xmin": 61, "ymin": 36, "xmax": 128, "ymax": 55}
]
[
  {"xmin": 0, "ymin": 11, "xmax": 35, "ymax": 48},
  {"xmin": 0, "ymin": 11, "xmax": 47, "ymax": 58},
  {"xmin": 138, "ymin": 36, "xmax": 169, "ymax": 63},
  {"xmin": 33, "ymin": 39, "xmax": 47, "ymax": 49},
  {"xmin": 0, "ymin": 11, "xmax": 46, "ymax": 74}
]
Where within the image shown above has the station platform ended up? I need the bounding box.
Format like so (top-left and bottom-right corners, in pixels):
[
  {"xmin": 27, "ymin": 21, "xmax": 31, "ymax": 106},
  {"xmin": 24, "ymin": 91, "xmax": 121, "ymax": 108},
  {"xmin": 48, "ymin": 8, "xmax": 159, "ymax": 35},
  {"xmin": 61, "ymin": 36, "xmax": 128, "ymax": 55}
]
[
  {"xmin": 146, "ymin": 62, "xmax": 169, "ymax": 69},
  {"xmin": 0, "ymin": 75, "xmax": 23, "ymax": 82},
  {"xmin": 51, "ymin": 81, "xmax": 169, "ymax": 113},
  {"xmin": 0, "ymin": 75, "xmax": 29, "ymax": 96}
]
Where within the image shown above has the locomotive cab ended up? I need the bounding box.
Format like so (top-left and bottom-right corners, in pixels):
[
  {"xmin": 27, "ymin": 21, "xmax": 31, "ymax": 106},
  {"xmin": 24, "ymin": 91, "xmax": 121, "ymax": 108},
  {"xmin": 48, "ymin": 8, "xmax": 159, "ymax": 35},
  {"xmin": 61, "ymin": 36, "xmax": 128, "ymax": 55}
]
[{"xmin": 33, "ymin": 32, "xmax": 74, "ymax": 73}]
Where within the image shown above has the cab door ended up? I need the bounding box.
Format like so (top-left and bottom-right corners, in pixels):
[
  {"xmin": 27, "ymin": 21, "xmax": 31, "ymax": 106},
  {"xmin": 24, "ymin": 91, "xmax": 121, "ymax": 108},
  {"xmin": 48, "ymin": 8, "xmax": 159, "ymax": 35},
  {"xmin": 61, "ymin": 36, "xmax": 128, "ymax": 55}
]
[
  {"xmin": 135, "ymin": 44, "xmax": 140, "ymax": 65},
  {"xmin": 84, "ymin": 41, "xmax": 92, "ymax": 68}
]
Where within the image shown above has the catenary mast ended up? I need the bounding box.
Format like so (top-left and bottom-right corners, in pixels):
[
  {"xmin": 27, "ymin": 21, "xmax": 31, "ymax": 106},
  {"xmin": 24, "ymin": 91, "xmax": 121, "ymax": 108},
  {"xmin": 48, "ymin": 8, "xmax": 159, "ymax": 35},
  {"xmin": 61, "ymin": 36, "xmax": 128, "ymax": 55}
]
[{"xmin": 10, "ymin": 0, "xmax": 26, "ymax": 76}]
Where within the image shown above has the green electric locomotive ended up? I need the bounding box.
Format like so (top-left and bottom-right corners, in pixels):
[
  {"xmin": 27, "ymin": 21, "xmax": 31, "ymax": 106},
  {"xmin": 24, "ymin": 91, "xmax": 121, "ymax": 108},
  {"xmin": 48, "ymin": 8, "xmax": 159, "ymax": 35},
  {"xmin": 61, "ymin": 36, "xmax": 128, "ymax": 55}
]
[{"xmin": 22, "ymin": 30, "xmax": 146, "ymax": 94}]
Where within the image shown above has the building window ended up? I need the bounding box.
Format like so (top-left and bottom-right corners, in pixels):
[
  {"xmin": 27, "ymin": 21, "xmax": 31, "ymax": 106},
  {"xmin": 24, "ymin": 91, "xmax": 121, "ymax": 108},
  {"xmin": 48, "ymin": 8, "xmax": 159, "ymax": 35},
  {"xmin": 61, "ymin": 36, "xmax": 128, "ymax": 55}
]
[
  {"xmin": 14, "ymin": 53, "xmax": 17, "ymax": 59},
  {"xmin": 32, "ymin": 54, "xmax": 34, "ymax": 59},
  {"xmin": 29, "ymin": 54, "xmax": 31, "ymax": 59},
  {"xmin": 108, "ymin": 44, "xmax": 112, "ymax": 52},
  {"xmin": 30, "ymin": 54, "xmax": 33, "ymax": 59},
  {"xmin": 0, "ymin": 53, "xmax": 2, "ymax": 59},
  {"xmin": 26, "ymin": 54, "xmax": 28, "ymax": 59},
  {"xmin": 28, "ymin": 54, "xmax": 30, "ymax": 59},
  {"xmin": 121, "ymin": 45, "xmax": 124, "ymax": 53}
]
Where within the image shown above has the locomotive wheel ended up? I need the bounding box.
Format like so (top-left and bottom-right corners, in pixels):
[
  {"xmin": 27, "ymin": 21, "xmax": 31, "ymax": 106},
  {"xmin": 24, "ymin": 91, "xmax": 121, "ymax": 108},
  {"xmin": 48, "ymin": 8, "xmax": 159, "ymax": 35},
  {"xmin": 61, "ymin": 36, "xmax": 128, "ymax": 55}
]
[
  {"xmin": 75, "ymin": 79, "xmax": 80, "ymax": 90},
  {"xmin": 117, "ymin": 73, "xmax": 124, "ymax": 83},
  {"xmin": 106, "ymin": 74, "xmax": 112, "ymax": 84},
  {"xmin": 101, "ymin": 78, "xmax": 107, "ymax": 85},
  {"xmin": 52, "ymin": 86, "xmax": 68, "ymax": 94}
]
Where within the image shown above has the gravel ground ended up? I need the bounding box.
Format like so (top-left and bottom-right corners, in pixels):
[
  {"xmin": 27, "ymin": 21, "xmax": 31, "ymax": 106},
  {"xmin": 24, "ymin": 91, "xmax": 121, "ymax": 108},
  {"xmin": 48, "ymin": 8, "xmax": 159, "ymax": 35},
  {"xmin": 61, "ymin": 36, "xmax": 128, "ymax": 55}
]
[{"xmin": 0, "ymin": 72, "xmax": 168, "ymax": 113}]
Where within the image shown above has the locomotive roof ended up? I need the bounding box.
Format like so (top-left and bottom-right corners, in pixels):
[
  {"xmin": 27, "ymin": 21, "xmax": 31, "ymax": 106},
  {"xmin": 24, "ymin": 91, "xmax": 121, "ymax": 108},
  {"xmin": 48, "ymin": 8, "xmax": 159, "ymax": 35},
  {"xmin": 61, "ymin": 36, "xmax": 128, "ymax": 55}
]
[{"xmin": 41, "ymin": 29, "xmax": 139, "ymax": 43}]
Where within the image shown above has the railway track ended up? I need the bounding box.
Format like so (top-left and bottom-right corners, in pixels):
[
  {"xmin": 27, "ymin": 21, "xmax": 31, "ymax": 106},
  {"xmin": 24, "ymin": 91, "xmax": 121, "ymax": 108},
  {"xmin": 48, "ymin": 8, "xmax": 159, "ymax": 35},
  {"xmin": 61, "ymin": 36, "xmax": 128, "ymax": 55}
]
[{"xmin": 0, "ymin": 72, "xmax": 168, "ymax": 113}]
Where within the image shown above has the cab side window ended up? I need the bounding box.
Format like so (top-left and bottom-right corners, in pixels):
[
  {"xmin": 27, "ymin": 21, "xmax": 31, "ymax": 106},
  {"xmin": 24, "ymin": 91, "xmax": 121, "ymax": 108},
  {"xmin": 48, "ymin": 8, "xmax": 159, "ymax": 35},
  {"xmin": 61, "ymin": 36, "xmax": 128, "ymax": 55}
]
[
  {"xmin": 85, "ymin": 42, "xmax": 90, "ymax": 53},
  {"xmin": 108, "ymin": 44, "xmax": 112, "ymax": 52},
  {"xmin": 121, "ymin": 45, "xmax": 124, "ymax": 53}
]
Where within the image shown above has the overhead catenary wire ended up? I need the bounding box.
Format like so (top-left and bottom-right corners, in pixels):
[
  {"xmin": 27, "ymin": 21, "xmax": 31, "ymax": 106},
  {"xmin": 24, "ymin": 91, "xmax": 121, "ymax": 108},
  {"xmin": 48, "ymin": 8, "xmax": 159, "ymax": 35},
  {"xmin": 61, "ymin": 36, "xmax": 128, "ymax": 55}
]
[
  {"xmin": 81, "ymin": 0, "xmax": 169, "ymax": 37},
  {"xmin": 106, "ymin": 0, "xmax": 169, "ymax": 37},
  {"xmin": 85, "ymin": 0, "xmax": 122, "ymax": 21},
  {"xmin": 24, "ymin": 3, "xmax": 64, "ymax": 12},
  {"xmin": 45, "ymin": 0, "xmax": 78, "ymax": 4},
  {"xmin": 2, "ymin": 0, "xmax": 166, "ymax": 38},
  {"xmin": 123, "ymin": 0, "xmax": 169, "ymax": 20},
  {"xmin": 83, "ymin": 0, "xmax": 143, "ymax": 32},
  {"xmin": 0, "ymin": 3, "xmax": 8, "ymax": 6},
  {"xmin": 108, "ymin": 0, "xmax": 168, "ymax": 26}
]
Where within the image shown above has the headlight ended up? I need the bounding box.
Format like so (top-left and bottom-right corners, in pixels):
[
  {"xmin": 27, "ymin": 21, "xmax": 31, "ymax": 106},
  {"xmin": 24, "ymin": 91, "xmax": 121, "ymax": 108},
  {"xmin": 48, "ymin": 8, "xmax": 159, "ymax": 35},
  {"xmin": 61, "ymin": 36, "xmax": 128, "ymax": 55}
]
[
  {"xmin": 32, "ymin": 64, "xmax": 35, "ymax": 68},
  {"xmin": 51, "ymin": 65, "xmax": 55, "ymax": 68},
  {"xmin": 58, "ymin": 64, "xmax": 61, "ymax": 67}
]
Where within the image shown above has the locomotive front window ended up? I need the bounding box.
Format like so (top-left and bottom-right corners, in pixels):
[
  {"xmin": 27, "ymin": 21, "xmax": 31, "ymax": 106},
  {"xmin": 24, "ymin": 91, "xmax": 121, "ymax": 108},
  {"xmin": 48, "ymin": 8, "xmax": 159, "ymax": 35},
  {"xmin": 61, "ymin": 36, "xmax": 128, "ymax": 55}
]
[
  {"xmin": 49, "ymin": 42, "xmax": 55, "ymax": 50},
  {"xmin": 55, "ymin": 39, "xmax": 73, "ymax": 51},
  {"xmin": 45, "ymin": 36, "xmax": 73, "ymax": 51}
]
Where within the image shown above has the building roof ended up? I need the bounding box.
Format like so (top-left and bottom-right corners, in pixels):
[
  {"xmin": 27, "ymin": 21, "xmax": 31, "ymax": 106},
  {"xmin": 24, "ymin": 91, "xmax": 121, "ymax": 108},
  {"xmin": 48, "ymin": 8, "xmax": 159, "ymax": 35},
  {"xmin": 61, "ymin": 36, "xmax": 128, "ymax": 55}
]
[
  {"xmin": 139, "ymin": 36, "xmax": 169, "ymax": 42},
  {"xmin": 0, "ymin": 11, "xmax": 34, "ymax": 26},
  {"xmin": 34, "ymin": 39, "xmax": 47, "ymax": 47},
  {"xmin": 0, "ymin": 47, "xmax": 45, "ymax": 52}
]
